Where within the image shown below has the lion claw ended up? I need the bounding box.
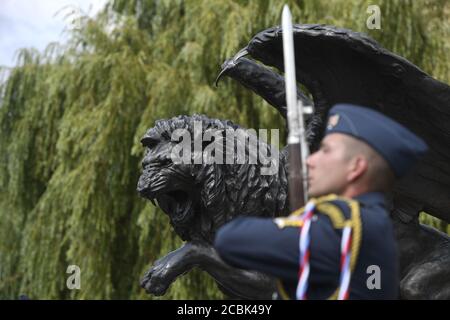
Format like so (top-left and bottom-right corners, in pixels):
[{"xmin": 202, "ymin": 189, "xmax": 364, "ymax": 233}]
[{"xmin": 140, "ymin": 264, "xmax": 171, "ymax": 296}]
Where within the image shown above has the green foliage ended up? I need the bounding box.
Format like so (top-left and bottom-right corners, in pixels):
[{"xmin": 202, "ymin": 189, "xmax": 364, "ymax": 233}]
[{"xmin": 0, "ymin": 0, "xmax": 448, "ymax": 299}]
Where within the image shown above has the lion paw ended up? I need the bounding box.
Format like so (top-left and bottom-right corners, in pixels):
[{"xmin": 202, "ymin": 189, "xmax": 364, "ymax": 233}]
[{"xmin": 140, "ymin": 263, "xmax": 172, "ymax": 296}]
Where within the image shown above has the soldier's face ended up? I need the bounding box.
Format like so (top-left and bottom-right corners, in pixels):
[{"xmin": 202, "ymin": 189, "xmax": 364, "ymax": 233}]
[{"xmin": 306, "ymin": 133, "xmax": 353, "ymax": 197}]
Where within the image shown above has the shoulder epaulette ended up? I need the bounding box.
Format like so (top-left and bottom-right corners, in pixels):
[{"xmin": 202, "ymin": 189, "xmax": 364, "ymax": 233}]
[{"xmin": 274, "ymin": 194, "xmax": 349, "ymax": 229}]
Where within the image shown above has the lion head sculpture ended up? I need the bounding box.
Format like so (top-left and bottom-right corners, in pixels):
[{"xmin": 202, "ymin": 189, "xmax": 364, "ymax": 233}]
[{"xmin": 137, "ymin": 114, "xmax": 289, "ymax": 243}]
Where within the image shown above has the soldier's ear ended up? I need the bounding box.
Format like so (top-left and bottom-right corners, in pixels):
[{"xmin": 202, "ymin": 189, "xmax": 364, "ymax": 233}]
[{"xmin": 347, "ymin": 155, "xmax": 368, "ymax": 183}]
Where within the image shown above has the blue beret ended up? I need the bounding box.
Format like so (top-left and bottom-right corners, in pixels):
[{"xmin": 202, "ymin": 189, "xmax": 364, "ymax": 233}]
[{"xmin": 325, "ymin": 103, "xmax": 428, "ymax": 178}]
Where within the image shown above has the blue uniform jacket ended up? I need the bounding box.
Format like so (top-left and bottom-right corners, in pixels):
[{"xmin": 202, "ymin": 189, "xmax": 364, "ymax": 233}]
[{"xmin": 214, "ymin": 192, "xmax": 399, "ymax": 299}]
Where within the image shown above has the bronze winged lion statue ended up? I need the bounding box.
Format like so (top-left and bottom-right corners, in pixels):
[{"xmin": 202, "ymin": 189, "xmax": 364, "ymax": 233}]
[{"xmin": 138, "ymin": 25, "xmax": 450, "ymax": 299}]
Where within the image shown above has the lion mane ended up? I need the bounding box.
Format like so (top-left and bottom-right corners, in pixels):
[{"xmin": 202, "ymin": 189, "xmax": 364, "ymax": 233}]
[{"xmin": 139, "ymin": 114, "xmax": 289, "ymax": 243}]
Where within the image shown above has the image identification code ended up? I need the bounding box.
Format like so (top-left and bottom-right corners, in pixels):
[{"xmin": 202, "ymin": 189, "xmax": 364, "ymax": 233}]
[{"xmin": 177, "ymin": 304, "xmax": 272, "ymax": 317}]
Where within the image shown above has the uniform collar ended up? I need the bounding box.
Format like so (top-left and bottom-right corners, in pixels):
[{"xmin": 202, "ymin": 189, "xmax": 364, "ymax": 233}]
[{"xmin": 353, "ymin": 192, "xmax": 387, "ymax": 207}]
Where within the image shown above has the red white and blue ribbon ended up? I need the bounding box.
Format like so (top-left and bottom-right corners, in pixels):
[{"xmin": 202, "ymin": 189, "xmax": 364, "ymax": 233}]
[
  {"xmin": 296, "ymin": 202, "xmax": 353, "ymax": 300},
  {"xmin": 338, "ymin": 225, "xmax": 353, "ymax": 300},
  {"xmin": 296, "ymin": 201, "xmax": 315, "ymax": 300}
]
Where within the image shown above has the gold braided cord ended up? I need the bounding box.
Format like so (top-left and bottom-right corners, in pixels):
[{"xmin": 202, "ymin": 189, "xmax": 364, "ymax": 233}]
[
  {"xmin": 327, "ymin": 197, "xmax": 362, "ymax": 300},
  {"xmin": 284, "ymin": 194, "xmax": 338, "ymax": 217},
  {"xmin": 348, "ymin": 200, "xmax": 362, "ymax": 273},
  {"xmin": 276, "ymin": 280, "xmax": 291, "ymax": 300},
  {"xmin": 274, "ymin": 219, "xmax": 304, "ymax": 228},
  {"xmin": 328, "ymin": 287, "xmax": 340, "ymax": 300},
  {"xmin": 316, "ymin": 202, "xmax": 346, "ymax": 228}
]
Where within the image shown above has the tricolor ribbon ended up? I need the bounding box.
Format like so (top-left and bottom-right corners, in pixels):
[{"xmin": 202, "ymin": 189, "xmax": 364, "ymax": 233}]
[
  {"xmin": 338, "ymin": 225, "xmax": 353, "ymax": 300},
  {"xmin": 296, "ymin": 201, "xmax": 315, "ymax": 300},
  {"xmin": 296, "ymin": 203, "xmax": 353, "ymax": 300}
]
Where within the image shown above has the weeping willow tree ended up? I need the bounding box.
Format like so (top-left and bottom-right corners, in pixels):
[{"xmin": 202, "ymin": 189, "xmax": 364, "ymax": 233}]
[{"xmin": 0, "ymin": 0, "xmax": 448, "ymax": 300}]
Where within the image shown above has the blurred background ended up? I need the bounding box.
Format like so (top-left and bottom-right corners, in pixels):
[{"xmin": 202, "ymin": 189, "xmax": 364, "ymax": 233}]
[{"xmin": 0, "ymin": 0, "xmax": 449, "ymax": 299}]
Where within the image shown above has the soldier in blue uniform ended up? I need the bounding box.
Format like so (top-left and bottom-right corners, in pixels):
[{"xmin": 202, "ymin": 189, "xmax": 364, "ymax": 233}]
[{"xmin": 214, "ymin": 103, "xmax": 428, "ymax": 299}]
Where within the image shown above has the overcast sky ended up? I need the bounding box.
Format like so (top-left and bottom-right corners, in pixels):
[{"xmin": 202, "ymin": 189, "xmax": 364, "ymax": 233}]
[{"xmin": 0, "ymin": 0, "xmax": 108, "ymax": 68}]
